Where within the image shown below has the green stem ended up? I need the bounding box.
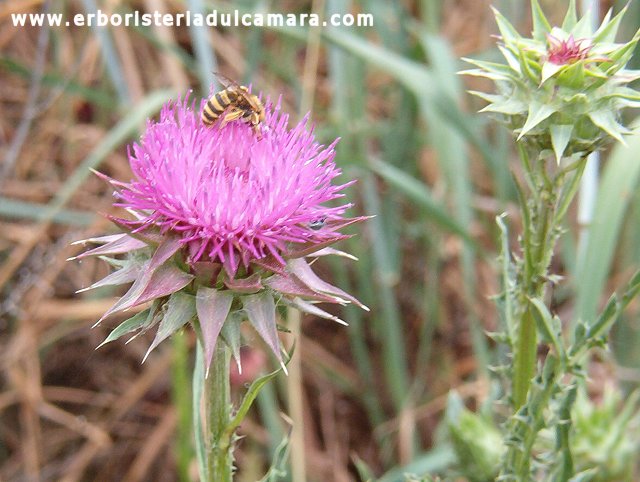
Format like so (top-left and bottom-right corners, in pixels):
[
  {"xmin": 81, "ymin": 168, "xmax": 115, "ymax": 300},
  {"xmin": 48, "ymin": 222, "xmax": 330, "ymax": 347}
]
[
  {"xmin": 513, "ymin": 160, "xmax": 554, "ymax": 410},
  {"xmin": 512, "ymin": 306, "xmax": 538, "ymax": 409},
  {"xmin": 171, "ymin": 332, "xmax": 192, "ymax": 482},
  {"xmin": 503, "ymin": 155, "xmax": 589, "ymax": 478},
  {"xmin": 205, "ymin": 344, "xmax": 233, "ymax": 482}
]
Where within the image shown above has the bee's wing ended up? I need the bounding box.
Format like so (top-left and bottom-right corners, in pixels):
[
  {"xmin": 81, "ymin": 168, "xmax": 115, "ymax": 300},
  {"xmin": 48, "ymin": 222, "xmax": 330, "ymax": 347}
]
[
  {"xmin": 213, "ymin": 72, "xmax": 261, "ymax": 109},
  {"xmin": 213, "ymin": 72, "xmax": 241, "ymax": 91}
]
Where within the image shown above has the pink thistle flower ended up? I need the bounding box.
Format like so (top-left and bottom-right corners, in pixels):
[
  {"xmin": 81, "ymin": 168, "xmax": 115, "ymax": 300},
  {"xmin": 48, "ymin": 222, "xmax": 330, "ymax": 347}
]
[
  {"xmin": 73, "ymin": 92, "xmax": 367, "ymax": 371},
  {"xmin": 546, "ymin": 34, "xmax": 591, "ymax": 65}
]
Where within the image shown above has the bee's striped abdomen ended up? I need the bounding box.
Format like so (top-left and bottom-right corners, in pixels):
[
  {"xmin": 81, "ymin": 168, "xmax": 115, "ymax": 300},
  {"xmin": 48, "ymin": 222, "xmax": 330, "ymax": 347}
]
[{"xmin": 202, "ymin": 89, "xmax": 238, "ymax": 126}]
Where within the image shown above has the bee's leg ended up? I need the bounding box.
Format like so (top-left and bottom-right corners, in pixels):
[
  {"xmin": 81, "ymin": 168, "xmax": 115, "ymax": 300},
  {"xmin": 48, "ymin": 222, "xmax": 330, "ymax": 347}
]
[
  {"xmin": 219, "ymin": 108, "xmax": 244, "ymax": 128},
  {"xmin": 244, "ymin": 112, "xmax": 259, "ymax": 135}
]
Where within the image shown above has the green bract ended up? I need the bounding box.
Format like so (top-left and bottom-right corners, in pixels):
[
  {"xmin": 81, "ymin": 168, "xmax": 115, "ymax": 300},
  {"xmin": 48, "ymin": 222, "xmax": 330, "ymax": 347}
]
[{"xmin": 462, "ymin": 0, "xmax": 640, "ymax": 163}]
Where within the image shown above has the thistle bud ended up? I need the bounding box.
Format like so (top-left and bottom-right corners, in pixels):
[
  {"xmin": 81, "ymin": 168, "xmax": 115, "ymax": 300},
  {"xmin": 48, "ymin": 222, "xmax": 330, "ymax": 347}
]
[{"xmin": 462, "ymin": 1, "xmax": 640, "ymax": 163}]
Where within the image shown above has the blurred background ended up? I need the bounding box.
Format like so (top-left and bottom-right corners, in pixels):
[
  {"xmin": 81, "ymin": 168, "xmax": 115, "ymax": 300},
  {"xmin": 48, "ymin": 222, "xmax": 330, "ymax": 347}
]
[{"xmin": 2, "ymin": 0, "xmax": 640, "ymax": 480}]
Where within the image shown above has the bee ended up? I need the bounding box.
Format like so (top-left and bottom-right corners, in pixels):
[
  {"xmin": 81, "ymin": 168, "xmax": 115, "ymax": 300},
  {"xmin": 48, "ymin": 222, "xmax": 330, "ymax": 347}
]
[{"xmin": 201, "ymin": 73, "xmax": 266, "ymax": 137}]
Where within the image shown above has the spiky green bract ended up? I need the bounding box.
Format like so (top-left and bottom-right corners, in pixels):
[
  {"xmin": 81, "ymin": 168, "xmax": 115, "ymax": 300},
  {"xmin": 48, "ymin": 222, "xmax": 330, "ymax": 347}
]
[{"xmin": 462, "ymin": 1, "xmax": 640, "ymax": 163}]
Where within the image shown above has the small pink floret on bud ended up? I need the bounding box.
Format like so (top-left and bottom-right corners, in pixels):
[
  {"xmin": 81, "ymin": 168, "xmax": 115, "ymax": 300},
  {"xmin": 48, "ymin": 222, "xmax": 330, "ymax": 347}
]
[{"xmin": 546, "ymin": 34, "xmax": 591, "ymax": 65}]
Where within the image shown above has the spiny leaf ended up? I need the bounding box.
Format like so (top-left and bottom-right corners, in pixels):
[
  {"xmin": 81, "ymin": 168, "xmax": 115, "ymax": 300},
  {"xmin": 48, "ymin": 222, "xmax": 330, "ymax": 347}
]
[
  {"xmin": 143, "ymin": 292, "xmax": 196, "ymax": 361},
  {"xmin": 71, "ymin": 234, "xmax": 146, "ymax": 260},
  {"xmin": 285, "ymin": 297, "xmax": 347, "ymax": 326},
  {"xmin": 572, "ymin": 8, "xmax": 596, "ymax": 38},
  {"xmin": 134, "ymin": 263, "xmax": 194, "ymax": 306},
  {"xmin": 497, "ymin": 45, "xmax": 521, "ymax": 72},
  {"xmin": 264, "ymin": 274, "xmax": 342, "ymax": 303},
  {"xmin": 550, "ymin": 124, "xmax": 574, "ymax": 164},
  {"xmin": 531, "ymin": 0, "xmax": 552, "ymax": 41},
  {"xmin": 518, "ymin": 101, "xmax": 557, "ymax": 139},
  {"xmin": 562, "ymin": 0, "xmax": 578, "ymax": 31},
  {"xmin": 227, "ymin": 344, "xmax": 295, "ymax": 444},
  {"xmin": 76, "ymin": 262, "xmax": 140, "ymax": 293},
  {"xmin": 558, "ymin": 61, "xmax": 586, "ymax": 89},
  {"xmin": 242, "ymin": 292, "xmax": 284, "ymax": 367},
  {"xmin": 287, "ymin": 258, "xmax": 368, "ymax": 310},
  {"xmin": 588, "ymin": 109, "xmax": 628, "ymax": 144},
  {"xmin": 97, "ymin": 308, "xmax": 150, "ymax": 348},
  {"xmin": 480, "ymin": 98, "xmax": 528, "ymax": 116},
  {"xmin": 220, "ymin": 314, "xmax": 242, "ymax": 373},
  {"xmin": 93, "ymin": 238, "xmax": 191, "ymax": 325},
  {"xmin": 528, "ymin": 297, "xmax": 563, "ymax": 358},
  {"xmin": 224, "ymin": 273, "xmax": 263, "ymax": 293},
  {"xmin": 540, "ymin": 61, "xmax": 563, "ymax": 85},
  {"xmin": 491, "ymin": 6, "xmax": 522, "ymax": 44},
  {"xmin": 593, "ymin": 5, "xmax": 627, "ymax": 43},
  {"xmin": 196, "ymin": 287, "xmax": 233, "ymax": 373}
]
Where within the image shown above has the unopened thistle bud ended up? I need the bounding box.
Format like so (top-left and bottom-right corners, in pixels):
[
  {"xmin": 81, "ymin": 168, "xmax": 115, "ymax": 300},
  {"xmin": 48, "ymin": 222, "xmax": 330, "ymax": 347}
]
[{"xmin": 462, "ymin": 0, "xmax": 640, "ymax": 163}]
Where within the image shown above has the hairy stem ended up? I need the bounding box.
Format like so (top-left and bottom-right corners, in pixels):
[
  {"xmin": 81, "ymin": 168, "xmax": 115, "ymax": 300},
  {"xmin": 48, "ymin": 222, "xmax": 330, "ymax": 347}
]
[
  {"xmin": 205, "ymin": 344, "xmax": 233, "ymax": 482},
  {"xmin": 503, "ymin": 154, "xmax": 588, "ymax": 479}
]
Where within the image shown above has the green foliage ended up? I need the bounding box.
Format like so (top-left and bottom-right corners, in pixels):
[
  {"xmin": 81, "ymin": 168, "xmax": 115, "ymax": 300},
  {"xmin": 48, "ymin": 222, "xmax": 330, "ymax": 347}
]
[{"xmin": 446, "ymin": 392, "xmax": 504, "ymax": 482}]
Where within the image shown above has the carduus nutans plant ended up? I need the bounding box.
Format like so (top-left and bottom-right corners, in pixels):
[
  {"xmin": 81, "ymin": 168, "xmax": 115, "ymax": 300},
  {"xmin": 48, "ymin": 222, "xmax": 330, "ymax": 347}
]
[
  {"xmin": 462, "ymin": 0, "xmax": 640, "ymax": 162},
  {"xmin": 72, "ymin": 93, "xmax": 368, "ymax": 372}
]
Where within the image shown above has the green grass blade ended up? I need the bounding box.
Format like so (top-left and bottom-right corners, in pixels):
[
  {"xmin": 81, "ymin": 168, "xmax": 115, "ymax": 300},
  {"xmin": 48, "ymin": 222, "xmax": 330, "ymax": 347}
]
[
  {"xmin": 0, "ymin": 198, "xmax": 95, "ymax": 226},
  {"xmin": 377, "ymin": 446, "xmax": 456, "ymax": 482},
  {"xmin": 192, "ymin": 342, "xmax": 208, "ymax": 481},
  {"xmin": 41, "ymin": 90, "xmax": 173, "ymax": 225},
  {"xmin": 80, "ymin": 0, "xmax": 130, "ymax": 104},
  {"xmin": 186, "ymin": 0, "xmax": 218, "ymax": 92},
  {"xmin": 574, "ymin": 128, "xmax": 640, "ymax": 325},
  {"xmin": 369, "ymin": 158, "xmax": 475, "ymax": 244}
]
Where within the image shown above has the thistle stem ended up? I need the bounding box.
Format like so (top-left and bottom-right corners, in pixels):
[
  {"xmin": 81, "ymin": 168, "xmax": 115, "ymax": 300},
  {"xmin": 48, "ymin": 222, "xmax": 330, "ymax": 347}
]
[
  {"xmin": 205, "ymin": 343, "xmax": 233, "ymax": 482},
  {"xmin": 505, "ymin": 154, "xmax": 588, "ymax": 478},
  {"xmin": 513, "ymin": 156, "xmax": 555, "ymax": 410}
]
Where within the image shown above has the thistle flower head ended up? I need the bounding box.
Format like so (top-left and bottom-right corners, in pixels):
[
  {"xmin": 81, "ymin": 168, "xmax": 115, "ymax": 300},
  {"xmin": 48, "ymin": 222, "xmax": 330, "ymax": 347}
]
[
  {"xmin": 462, "ymin": 0, "xmax": 640, "ymax": 162},
  {"xmin": 115, "ymin": 97, "xmax": 351, "ymax": 273},
  {"xmin": 546, "ymin": 33, "xmax": 591, "ymax": 65},
  {"xmin": 73, "ymin": 92, "xmax": 367, "ymax": 371}
]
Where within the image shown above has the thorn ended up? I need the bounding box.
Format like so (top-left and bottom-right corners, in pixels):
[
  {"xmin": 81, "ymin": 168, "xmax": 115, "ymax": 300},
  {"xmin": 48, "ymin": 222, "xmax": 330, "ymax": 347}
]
[
  {"xmin": 91, "ymin": 318, "xmax": 104, "ymax": 329},
  {"xmin": 142, "ymin": 347, "xmax": 152, "ymax": 364}
]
